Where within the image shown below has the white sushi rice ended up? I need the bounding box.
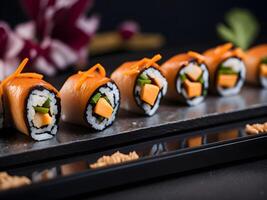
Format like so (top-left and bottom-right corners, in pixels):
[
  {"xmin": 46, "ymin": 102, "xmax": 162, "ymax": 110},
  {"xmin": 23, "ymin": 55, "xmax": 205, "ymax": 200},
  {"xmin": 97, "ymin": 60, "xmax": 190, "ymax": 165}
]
[
  {"xmin": 134, "ymin": 67, "xmax": 167, "ymax": 116},
  {"xmin": 86, "ymin": 82, "xmax": 120, "ymax": 131},
  {"xmin": 260, "ymin": 76, "xmax": 267, "ymax": 88},
  {"xmin": 217, "ymin": 57, "xmax": 246, "ymax": 96},
  {"xmin": 26, "ymin": 89, "xmax": 59, "ymax": 141},
  {"xmin": 176, "ymin": 62, "xmax": 209, "ymax": 106}
]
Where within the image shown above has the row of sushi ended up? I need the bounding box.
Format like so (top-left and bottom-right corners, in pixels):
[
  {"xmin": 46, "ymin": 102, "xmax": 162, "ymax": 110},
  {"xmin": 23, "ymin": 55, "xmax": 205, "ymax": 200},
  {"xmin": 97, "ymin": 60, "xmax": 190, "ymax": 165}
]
[{"xmin": 0, "ymin": 42, "xmax": 267, "ymax": 141}]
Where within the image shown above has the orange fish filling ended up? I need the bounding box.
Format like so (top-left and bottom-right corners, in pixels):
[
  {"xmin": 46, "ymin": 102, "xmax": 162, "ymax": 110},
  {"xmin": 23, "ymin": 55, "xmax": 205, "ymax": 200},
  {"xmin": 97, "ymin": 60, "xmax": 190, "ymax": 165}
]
[
  {"xmin": 94, "ymin": 97, "xmax": 113, "ymax": 119},
  {"xmin": 140, "ymin": 84, "xmax": 160, "ymax": 106},
  {"xmin": 217, "ymin": 74, "xmax": 238, "ymax": 88},
  {"xmin": 260, "ymin": 64, "xmax": 267, "ymax": 77},
  {"xmin": 184, "ymin": 79, "xmax": 202, "ymax": 98},
  {"xmin": 33, "ymin": 113, "xmax": 52, "ymax": 128}
]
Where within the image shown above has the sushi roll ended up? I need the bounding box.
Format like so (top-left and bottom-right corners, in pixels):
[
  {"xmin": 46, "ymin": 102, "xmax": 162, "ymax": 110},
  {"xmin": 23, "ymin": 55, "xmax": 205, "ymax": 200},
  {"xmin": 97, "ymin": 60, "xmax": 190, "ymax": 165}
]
[
  {"xmin": 2, "ymin": 58, "xmax": 61, "ymax": 141},
  {"xmin": 111, "ymin": 54, "xmax": 167, "ymax": 116},
  {"xmin": 203, "ymin": 43, "xmax": 246, "ymax": 96},
  {"xmin": 60, "ymin": 63, "xmax": 120, "ymax": 131},
  {"xmin": 244, "ymin": 44, "xmax": 267, "ymax": 87},
  {"xmin": 161, "ymin": 51, "xmax": 209, "ymax": 106}
]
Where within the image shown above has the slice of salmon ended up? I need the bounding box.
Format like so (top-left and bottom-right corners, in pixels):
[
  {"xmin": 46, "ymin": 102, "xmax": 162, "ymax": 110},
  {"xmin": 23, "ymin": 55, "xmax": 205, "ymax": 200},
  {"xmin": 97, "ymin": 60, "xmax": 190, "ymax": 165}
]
[
  {"xmin": 33, "ymin": 113, "xmax": 52, "ymax": 128},
  {"xmin": 217, "ymin": 74, "xmax": 238, "ymax": 88},
  {"xmin": 140, "ymin": 84, "xmax": 160, "ymax": 106},
  {"xmin": 184, "ymin": 79, "xmax": 202, "ymax": 98},
  {"xmin": 94, "ymin": 97, "xmax": 113, "ymax": 119}
]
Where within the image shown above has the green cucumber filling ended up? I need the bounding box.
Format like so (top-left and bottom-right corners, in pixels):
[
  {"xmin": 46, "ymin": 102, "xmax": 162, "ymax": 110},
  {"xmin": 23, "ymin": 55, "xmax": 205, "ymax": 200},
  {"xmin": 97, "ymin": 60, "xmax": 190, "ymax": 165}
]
[
  {"xmin": 218, "ymin": 66, "xmax": 237, "ymax": 75},
  {"xmin": 180, "ymin": 74, "xmax": 187, "ymax": 82},
  {"xmin": 34, "ymin": 98, "xmax": 51, "ymax": 114},
  {"xmin": 90, "ymin": 93, "xmax": 101, "ymax": 105},
  {"xmin": 137, "ymin": 73, "xmax": 152, "ymax": 87},
  {"xmin": 261, "ymin": 57, "xmax": 267, "ymax": 65},
  {"xmin": 202, "ymin": 89, "xmax": 208, "ymax": 96},
  {"xmin": 90, "ymin": 92, "xmax": 112, "ymax": 121}
]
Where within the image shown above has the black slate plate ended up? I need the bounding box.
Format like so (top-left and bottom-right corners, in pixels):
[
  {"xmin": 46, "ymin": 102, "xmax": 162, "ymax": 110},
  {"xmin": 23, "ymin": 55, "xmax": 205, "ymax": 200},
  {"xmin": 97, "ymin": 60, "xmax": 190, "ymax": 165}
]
[
  {"xmin": 1, "ymin": 47, "xmax": 267, "ymax": 168},
  {"xmin": 1, "ymin": 116, "xmax": 267, "ymax": 199},
  {"xmin": 0, "ymin": 85, "xmax": 267, "ymax": 169}
]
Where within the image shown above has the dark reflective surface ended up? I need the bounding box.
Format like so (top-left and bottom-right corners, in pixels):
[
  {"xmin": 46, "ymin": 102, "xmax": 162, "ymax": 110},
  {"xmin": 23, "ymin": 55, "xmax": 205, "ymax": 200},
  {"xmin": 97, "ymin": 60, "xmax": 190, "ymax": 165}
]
[
  {"xmin": 5, "ymin": 117, "xmax": 267, "ymax": 187},
  {"xmin": 0, "ymin": 86, "xmax": 267, "ymax": 166}
]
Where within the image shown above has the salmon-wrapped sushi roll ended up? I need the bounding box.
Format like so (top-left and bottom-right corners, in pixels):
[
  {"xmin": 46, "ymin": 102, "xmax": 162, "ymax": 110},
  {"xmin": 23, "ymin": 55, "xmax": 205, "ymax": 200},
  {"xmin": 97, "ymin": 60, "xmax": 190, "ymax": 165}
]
[
  {"xmin": 161, "ymin": 51, "xmax": 209, "ymax": 106},
  {"xmin": 203, "ymin": 43, "xmax": 246, "ymax": 96},
  {"xmin": 111, "ymin": 54, "xmax": 167, "ymax": 116},
  {"xmin": 244, "ymin": 44, "xmax": 267, "ymax": 87},
  {"xmin": 60, "ymin": 64, "xmax": 120, "ymax": 131},
  {"xmin": 2, "ymin": 58, "xmax": 61, "ymax": 141}
]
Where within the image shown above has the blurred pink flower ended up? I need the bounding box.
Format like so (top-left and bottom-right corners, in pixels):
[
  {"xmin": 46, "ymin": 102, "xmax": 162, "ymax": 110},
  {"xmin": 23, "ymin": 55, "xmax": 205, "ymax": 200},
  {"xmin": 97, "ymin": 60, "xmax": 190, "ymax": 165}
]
[
  {"xmin": 16, "ymin": 0, "xmax": 99, "ymax": 76},
  {"xmin": 118, "ymin": 20, "xmax": 140, "ymax": 40},
  {"xmin": 0, "ymin": 22, "xmax": 24, "ymax": 80}
]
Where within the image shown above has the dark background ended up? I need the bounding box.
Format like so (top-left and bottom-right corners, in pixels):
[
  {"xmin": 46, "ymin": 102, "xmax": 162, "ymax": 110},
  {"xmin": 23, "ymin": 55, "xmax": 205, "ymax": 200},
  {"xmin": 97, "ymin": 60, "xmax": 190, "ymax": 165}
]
[
  {"xmin": 0, "ymin": 0, "xmax": 266, "ymax": 48},
  {"xmin": 0, "ymin": 1, "xmax": 267, "ymax": 199}
]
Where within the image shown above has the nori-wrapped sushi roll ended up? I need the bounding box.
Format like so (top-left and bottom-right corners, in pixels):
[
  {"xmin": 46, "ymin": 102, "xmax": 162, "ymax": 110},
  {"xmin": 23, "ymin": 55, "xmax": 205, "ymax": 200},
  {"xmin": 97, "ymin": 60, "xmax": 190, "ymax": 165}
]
[
  {"xmin": 161, "ymin": 51, "xmax": 209, "ymax": 106},
  {"xmin": 2, "ymin": 58, "xmax": 61, "ymax": 141},
  {"xmin": 203, "ymin": 43, "xmax": 246, "ymax": 96},
  {"xmin": 111, "ymin": 54, "xmax": 167, "ymax": 116},
  {"xmin": 60, "ymin": 63, "xmax": 120, "ymax": 131},
  {"xmin": 244, "ymin": 44, "xmax": 267, "ymax": 87}
]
